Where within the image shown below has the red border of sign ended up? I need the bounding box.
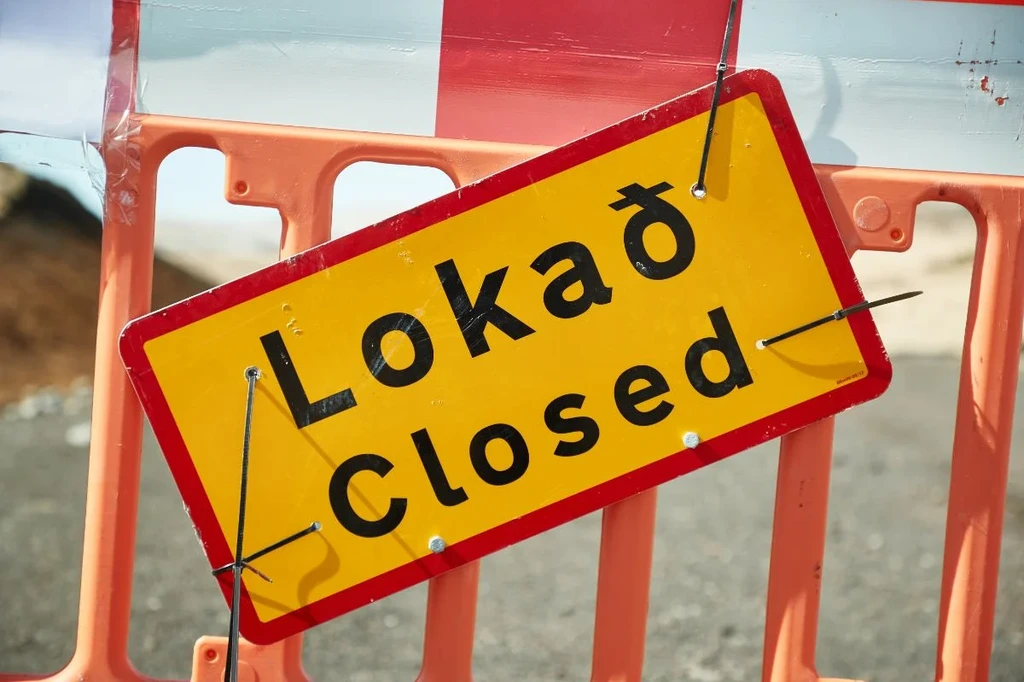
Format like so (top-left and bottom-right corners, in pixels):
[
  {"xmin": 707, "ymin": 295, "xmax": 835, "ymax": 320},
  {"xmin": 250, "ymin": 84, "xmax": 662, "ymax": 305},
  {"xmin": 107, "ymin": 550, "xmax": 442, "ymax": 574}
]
[{"xmin": 118, "ymin": 68, "xmax": 892, "ymax": 644}]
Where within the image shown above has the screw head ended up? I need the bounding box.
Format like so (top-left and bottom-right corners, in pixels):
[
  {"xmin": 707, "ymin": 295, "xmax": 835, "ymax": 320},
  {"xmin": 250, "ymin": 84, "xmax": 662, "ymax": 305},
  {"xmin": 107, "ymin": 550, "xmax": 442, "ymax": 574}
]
[
  {"xmin": 244, "ymin": 366, "xmax": 262, "ymax": 380},
  {"xmin": 853, "ymin": 195, "xmax": 891, "ymax": 232},
  {"xmin": 428, "ymin": 535, "xmax": 446, "ymax": 554},
  {"xmin": 682, "ymin": 431, "xmax": 701, "ymax": 449},
  {"xmin": 690, "ymin": 183, "xmax": 708, "ymax": 200}
]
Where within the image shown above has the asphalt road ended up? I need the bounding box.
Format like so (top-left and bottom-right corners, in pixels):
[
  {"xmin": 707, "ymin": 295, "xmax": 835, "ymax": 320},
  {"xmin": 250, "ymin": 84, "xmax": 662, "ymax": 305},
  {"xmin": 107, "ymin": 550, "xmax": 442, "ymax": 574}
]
[{"xmin": 2, "ymin": 355, "xmax": 1023, "ymax": 681}]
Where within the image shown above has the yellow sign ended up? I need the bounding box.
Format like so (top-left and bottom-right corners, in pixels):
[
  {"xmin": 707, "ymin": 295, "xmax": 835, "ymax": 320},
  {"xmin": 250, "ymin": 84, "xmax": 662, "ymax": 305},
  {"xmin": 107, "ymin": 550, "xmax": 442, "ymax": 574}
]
[{"xmin": 119, "ymin": 69, "xmax": 891, "ymax": 644}]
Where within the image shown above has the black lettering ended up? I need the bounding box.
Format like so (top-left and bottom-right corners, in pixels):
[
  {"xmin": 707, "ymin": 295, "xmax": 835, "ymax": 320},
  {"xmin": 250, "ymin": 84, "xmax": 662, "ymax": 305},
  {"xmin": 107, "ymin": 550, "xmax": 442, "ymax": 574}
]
[
  {"xmin": 685, "ymin": 307, "xmax": 754, "ymax": 398},
  {"xmin": 470, "ymin": 424, "xmax": 530, "ymax": 486},
  {"xmin": 361, "ymin": 312, "xmax": 434, "ymax": 388},
  {"xmin": 260, "ymin": 330, "xmax": 356, "ymax": 429},
  {"xmin": 530, "ymin": 242, "xmax": 613, "ymax": 319},
  {"xmin": 328, "ymin": 454, "xmax": 406, "ymax": 538},
  {"xmin": 609, "ymin": 181, "xmax": 696, "ymax": 280},
  {"xmin": 410, "ymin": 428, "xmax": 469, "ymax": 507},
  {"xmin": 614, "ymin": 364, "xmax": 674, "ymax": 426},
  {"xmin": 543, "ymin": 393, "xmax": 600, "ymax": 457},
  {"xmin": 435, "ymin": 258, "xmax": 536, "ymax": 358}
]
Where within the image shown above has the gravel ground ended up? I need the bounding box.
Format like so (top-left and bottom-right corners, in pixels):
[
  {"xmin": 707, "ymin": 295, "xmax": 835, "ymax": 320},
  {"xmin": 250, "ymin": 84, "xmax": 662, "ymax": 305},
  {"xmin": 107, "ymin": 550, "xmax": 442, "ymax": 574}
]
[{"xmin": 1, "ymin": 355, "xmax": 1023, "ymax": 682}]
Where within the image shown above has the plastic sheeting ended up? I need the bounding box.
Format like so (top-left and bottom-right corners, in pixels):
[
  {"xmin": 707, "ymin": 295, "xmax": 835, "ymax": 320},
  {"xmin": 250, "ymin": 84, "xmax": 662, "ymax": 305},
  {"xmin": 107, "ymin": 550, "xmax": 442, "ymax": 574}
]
[
  {"xmin": 1, "ymin": 0, "xmax": 1021, "ymax": 174},
  {"xmin": 0, "ymin": 0, "xmax": 113, "ymax": 142}
]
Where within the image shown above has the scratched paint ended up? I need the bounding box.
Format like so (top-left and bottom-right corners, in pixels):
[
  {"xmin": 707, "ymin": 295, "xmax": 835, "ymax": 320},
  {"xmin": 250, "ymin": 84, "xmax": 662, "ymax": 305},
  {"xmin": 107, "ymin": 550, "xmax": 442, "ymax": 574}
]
[
  {"xmin": 132, "ymin": 0, "xmax": 1024, "ymax": 176},
  {"xmin": 2, "ymin": 0, "xmax": 1022, "ymax": 175},
  {"xmin": 736, "ymin": 0, "xmax": 1024, "ymax": 175}
]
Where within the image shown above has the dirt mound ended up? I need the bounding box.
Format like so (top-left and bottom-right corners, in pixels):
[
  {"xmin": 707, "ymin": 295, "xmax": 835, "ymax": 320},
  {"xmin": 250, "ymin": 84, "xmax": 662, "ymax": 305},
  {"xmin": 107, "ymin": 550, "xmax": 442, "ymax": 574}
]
[{"xmin": 0, "ymin": 164, "xmax": 214, "ymax": 407}]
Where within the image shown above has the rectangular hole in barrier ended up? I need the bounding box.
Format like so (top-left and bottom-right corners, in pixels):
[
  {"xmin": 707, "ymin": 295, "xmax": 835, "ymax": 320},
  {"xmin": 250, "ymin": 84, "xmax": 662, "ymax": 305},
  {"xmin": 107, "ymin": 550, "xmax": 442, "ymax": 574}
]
[
  {"xmin": 644, "ymin": 445, "xmax": 777, "ymax": 682},
  {"xmin": 332, "ymin": 160, "xmax": 600, "ymax": 680},
  {"xmin": 342, "ymin": 157, "xmax": 608, "ymax": 680},
  {"xmin": 330, "ymin": 161, "xmax": 458, "ymax": 240},
  {"xmin": 301, "ymin": 582, "xmax": 428, "ymax": 682},
  {"xmin": 128, "ymin": 147, "xmax": 283, "ymax": 678},
  {"xmin": 299, "ymin": 162, "xmax": 456, "ymax": 680},
  {"xmin": 850, "ymin": 202, "xmax": 977, "ymax": 359},
  {"xmin": 472, "ymin": 514, "xmax": 602, "ymax": 681},
  {"xmin": 0, "ymin": 133, "xmax": 105, "ymax": 675},
  {"xmin": 150, "ymin": 147, "xmax": 283, "ymax": 288},
  {"xmin": 126, "ymin": 157, "xmax": 459, "ymax": 677},
  {"xmin": 816, "ymin": 201, "xmax": 977, "ymax": 680}
]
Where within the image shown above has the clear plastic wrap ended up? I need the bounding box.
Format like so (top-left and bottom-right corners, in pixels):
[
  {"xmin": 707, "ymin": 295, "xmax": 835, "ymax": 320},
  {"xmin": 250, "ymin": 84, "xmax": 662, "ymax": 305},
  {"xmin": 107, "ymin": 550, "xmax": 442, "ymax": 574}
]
[{"xmin": 2, "ymin": 1, "xmax": 1023, "ymax": 166}]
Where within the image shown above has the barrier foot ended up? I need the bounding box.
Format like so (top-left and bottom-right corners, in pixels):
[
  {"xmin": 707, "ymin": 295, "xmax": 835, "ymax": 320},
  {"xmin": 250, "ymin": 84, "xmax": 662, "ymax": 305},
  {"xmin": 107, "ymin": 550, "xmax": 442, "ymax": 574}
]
[{"xmin": 191, "ymin": 635, "xmax": 309, "ymax": 682}]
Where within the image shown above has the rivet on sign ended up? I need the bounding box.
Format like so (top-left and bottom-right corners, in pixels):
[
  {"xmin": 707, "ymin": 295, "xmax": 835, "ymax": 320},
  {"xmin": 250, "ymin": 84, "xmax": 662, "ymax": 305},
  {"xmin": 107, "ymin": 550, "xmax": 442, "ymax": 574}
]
[
  {"xmin": 244, "ymin": 365, "xmax": 262, "ymax": 381},
  {"xmin": 682, "ymin": 432, "xmax": 701, "ymax": 449},
  {"xmin": 428, "ymin": 535, "xmax": 446, "ymax": 554},
  {"xmin": 690, "ymin": 183, "xmax": 708, "ymax": 200}
]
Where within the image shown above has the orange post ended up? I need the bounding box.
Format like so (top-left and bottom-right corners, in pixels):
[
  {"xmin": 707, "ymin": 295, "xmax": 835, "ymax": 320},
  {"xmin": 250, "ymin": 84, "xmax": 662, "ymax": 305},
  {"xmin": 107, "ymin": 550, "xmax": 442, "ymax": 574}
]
[
  {"xmin": 62, "ymin": 125, "xmax": 157, "ymax": 682},
  {"xmin": 762, "ymin": 418, "xmax": 836, "ymax": 682},
  {"xmin": 417, "ymin": 563, "xmax": 481, "ymax": 682},
  {"xmin": 935, "ymin": 187, "xmax": 1024, "ymax": 682},
  {"xmin": 590, "ymin": 490, "xmax": 659, "ymax": 682}
]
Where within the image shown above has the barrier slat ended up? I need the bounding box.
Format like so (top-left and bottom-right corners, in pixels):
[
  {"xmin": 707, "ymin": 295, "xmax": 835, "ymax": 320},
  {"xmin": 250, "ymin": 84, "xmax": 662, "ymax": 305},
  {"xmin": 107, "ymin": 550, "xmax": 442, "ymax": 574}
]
[
  {"xmin": 57, "ymin": 0, "xmax": 154, "ymax": 677},
  {"xmin": 762, "ymin": 419, "xmax": 837, "ymax": 682},
  {"xmin": 590, "ymin": 491, "xmax": 659, "ymax": 682},
  {"xmin": 935, "ymin": 188, "xmax": 1024, "ymax": 682},
  {"xmin": 259, "ymin": 146, "xmax": 338, "ymax": 682},
  {"xmin": 64, "ymin": 140, "xmax": 158, "ymax": 682},
  {"xmin": 418, "ymin": 563, "xmax": 481, "ymax": 682},
  {"xmin": 413, "ymin": 159, "xmax": 491, "ymax": 682}
]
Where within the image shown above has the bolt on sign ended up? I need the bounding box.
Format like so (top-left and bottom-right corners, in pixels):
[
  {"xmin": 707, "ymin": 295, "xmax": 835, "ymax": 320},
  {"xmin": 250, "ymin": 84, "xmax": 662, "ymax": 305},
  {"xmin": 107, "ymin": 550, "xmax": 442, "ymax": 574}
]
[{"xmin": 119, "ymin": 69, "xmax": 892, "ymax": 644}]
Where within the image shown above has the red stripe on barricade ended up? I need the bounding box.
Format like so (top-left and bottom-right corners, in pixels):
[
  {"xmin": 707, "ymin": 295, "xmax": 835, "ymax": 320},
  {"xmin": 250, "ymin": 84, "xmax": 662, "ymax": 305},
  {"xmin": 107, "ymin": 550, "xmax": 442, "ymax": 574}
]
[{"xmin": 436, "ymin": 0, "xmax": 743, "ymax": 147}]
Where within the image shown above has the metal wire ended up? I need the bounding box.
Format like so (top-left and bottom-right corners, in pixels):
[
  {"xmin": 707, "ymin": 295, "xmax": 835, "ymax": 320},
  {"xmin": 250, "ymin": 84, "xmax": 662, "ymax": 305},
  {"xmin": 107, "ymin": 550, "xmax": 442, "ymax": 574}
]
[
  {"xmin": 692, "ymin": 0, "xmax": 740, "ymax": 199},
  {"xmin": 757, "ymin": 290, "xmax": 923, "ymax": 349},
  {"xmin": 224, "ymin": 366, "xmax": 260, "ymax": 682},
  {"xmin": 212, "ymin": 521, "xmax": 322, "ymax": 578}
]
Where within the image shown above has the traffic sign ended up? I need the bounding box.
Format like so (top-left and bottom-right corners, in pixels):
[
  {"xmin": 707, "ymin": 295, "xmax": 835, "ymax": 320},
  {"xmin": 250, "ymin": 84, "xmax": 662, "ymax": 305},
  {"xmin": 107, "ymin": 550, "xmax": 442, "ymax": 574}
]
[{"xmin": 119, "ymin": 68, "xmax": 892, "ymax": 644}]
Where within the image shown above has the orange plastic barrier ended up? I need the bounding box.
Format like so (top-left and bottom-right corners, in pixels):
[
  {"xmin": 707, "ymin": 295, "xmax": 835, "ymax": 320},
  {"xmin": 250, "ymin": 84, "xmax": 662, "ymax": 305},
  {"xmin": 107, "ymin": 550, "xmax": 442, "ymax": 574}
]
[
  {"xmin": 2, "ymin": 114, "xmax": 1014, "ymax": 682},
  {"xmin": 3, "ymin": 10, "xmax": 1024, "ymax": 682}
]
